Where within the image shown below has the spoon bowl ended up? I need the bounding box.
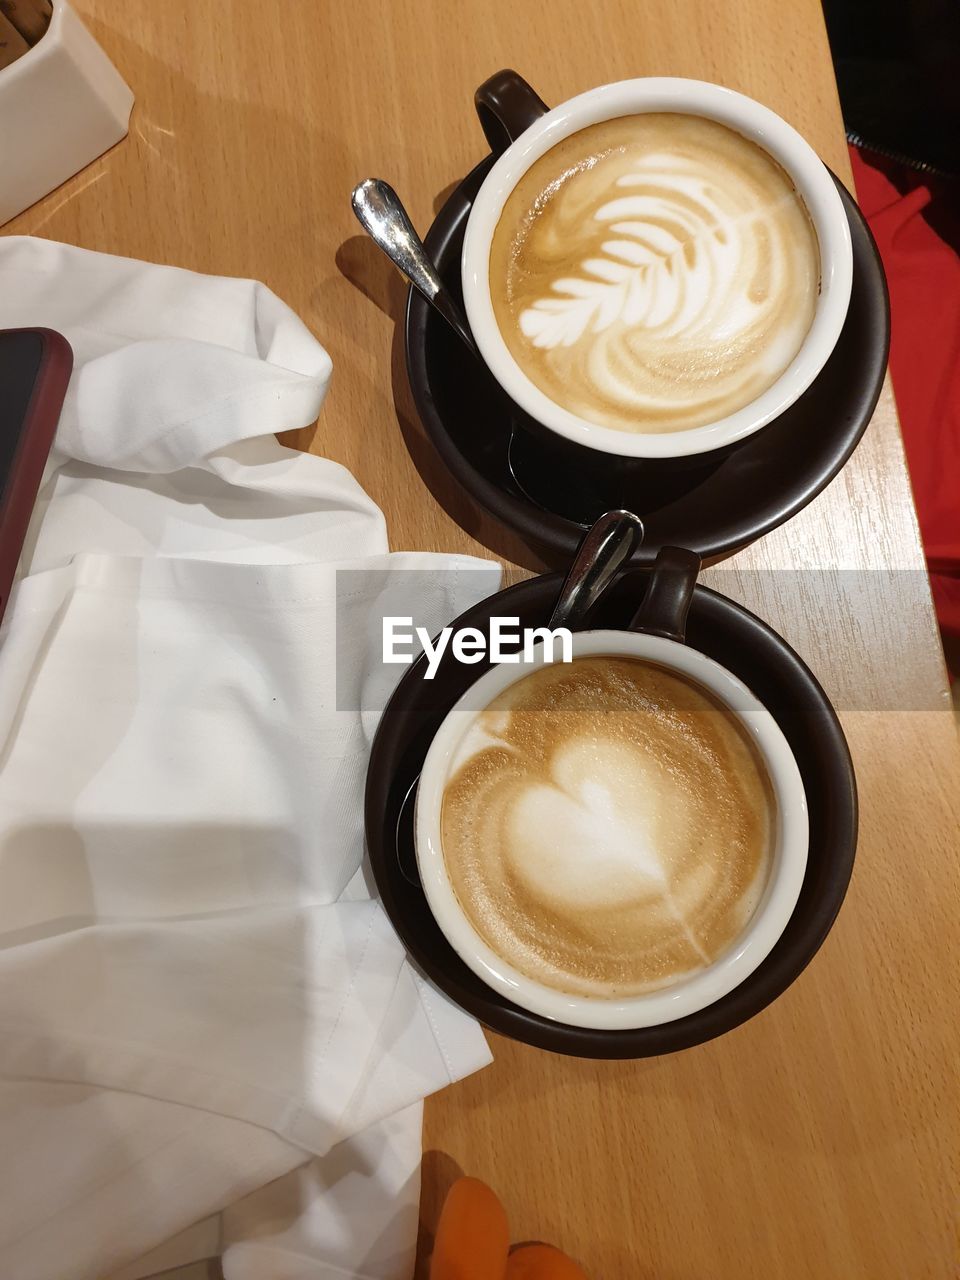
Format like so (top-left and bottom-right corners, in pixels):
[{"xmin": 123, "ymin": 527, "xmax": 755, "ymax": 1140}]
[{"xmin": 351, "ymin": 178, "xmax": 479, "ymax": 356}]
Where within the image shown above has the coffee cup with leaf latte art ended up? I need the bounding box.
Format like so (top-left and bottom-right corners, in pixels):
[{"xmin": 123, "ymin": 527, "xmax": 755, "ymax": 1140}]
[
  {"xmin": 462, "ymin": 79, "xmax": 854, "ymax": 458},
  {"xmin": 491, "ymin": 115, "xmax": 820, "ymax": 435}
]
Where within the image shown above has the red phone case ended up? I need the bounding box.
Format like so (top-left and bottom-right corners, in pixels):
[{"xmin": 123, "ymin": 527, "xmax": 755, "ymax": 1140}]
[{"xmin": 0, "ymin": 328, "xmax": 73, "ymax": 624}]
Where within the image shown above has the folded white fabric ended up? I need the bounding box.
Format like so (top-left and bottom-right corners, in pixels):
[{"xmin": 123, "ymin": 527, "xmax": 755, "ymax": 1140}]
[{"xmin": 0, "ymin": 237, "xmax": 500, "ymax": 1280}]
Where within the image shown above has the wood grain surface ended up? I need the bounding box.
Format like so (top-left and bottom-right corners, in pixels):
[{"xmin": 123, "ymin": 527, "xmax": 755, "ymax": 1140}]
[{"xmin": 6, "ymin": 2, "xmax": 959, "ymax": 1276}]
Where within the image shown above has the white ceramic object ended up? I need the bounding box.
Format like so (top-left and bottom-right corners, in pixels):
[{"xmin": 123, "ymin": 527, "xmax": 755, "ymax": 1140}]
[
  {"xmin": 0, "ymin": 0, "xmax": 133, "ymax": 225},
  {"xmin": 462, "ymin": 78, "xmax": 853, "ymax": 458},
  {"xmin": 415, "ymin": 630, "xmax": 809, "ymax": 1030}
]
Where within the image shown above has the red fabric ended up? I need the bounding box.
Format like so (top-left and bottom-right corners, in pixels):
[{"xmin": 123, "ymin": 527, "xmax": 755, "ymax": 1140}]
[{"xmin": 849, "ymin": 147, "xmax": 960, "ymax": 678}]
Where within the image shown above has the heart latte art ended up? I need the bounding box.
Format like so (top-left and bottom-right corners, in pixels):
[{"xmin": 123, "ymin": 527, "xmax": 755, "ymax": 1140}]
[
  {"xmin": 440, "ymin": 658, "xmax": 774, "ymax": 998},
  {"xmin": 490, "ymin": 114, "xmax": 821, "ymax": 433}
]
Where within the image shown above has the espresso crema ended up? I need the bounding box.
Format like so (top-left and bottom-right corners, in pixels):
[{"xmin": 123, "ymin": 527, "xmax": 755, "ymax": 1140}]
[
  {"xmin": 490, "ymin": 114, "xmax": 820, "ymax": 433},
  {"xmin": 440, "ymin": 657, "xmax": 775, "ymax": 998}
]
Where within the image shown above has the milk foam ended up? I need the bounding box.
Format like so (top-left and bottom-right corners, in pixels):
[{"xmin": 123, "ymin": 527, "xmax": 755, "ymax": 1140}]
[
  {"xmin": 440, "ymin": 658, "xmax": 774, "ymax": 998},
  {"xmin": 490, "ymin": 114, "xmax": 820, "ymax": 434}
]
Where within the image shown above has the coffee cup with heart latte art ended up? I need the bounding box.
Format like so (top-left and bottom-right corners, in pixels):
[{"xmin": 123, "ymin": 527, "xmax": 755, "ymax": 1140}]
[
  {"xmin": 462, "ymin": 77, "xmax": 853, "ymax": 458},
  {"xmin": 415, "ymin": 630, "xmax": 808, "ymax": 1031}
]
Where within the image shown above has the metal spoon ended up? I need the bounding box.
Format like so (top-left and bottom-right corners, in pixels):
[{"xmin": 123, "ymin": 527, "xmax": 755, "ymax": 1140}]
[
  {"xmin": 351, "ymin": 178, "xmax": 479, "ymax": 356},
  {"xmin": 548, "ymin": 510, "xmax": 645, "ymax": 631}
]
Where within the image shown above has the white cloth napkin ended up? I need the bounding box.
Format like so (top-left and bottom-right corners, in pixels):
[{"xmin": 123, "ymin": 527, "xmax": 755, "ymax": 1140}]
[{"xmin": 0, "ymin": 236, "xmax": 500, "ymax": 1280}]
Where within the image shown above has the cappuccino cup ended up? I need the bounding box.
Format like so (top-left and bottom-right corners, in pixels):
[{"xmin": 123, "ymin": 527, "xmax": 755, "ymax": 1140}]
[
  {"xmin": 414, "ymin": 549, "xmax": 808, "ymax": 1030},
  {"xmin": 462, "ymin": 72, "xmax": 853, "ymax": 459}
]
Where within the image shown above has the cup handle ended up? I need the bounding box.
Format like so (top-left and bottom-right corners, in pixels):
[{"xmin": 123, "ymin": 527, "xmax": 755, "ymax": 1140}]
[
  {"xmin": 475, "ymin": 69, "xmax": 549, "ymax": 156},
  {"xmin": 630, "ymin": 547, "xmax": 702, "ymax": 644}
]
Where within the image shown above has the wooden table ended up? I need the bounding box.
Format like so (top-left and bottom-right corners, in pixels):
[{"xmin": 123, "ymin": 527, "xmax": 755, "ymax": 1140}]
[{"xmin": 9, "ymin": 2, "xmax": 959, "ymax": 1276}]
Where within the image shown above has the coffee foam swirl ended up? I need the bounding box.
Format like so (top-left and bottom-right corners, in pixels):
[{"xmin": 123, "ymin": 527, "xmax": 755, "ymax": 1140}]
[
  {"xmin": 490, "ymin": 114, "xmax": 821, "ymax": 433},
  {"xmin": 440, "ymin": 658, "xmax": 774, "ymax": 999}
]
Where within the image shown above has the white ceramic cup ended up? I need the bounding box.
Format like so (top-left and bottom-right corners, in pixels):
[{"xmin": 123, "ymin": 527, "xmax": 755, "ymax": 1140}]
[
  {"xmin": 461, "ymin": 75, "xmax": 853, "ymax": 459},
  {"xmin": 415, "ymin": 629, "xmax": 808, "ymax": 1030}
]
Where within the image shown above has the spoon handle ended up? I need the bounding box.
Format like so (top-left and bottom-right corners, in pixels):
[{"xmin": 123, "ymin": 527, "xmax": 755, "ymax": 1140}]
[
  {"xmin": 548, "ymin": 510, "xmax": 645, "ymax": 632},
  {"xmin": 351, "ymin": 178, "xmax": 478, "ymax": 355}
]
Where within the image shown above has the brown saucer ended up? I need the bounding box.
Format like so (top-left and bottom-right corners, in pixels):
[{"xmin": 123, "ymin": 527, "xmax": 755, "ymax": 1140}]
[
  {"xmin": 365, "ymin": 570, "xmax": 858, "ymax": 1058},
  {"xmin": 403, "ymin": 165, "xmax": 888, "ymax": 565}
]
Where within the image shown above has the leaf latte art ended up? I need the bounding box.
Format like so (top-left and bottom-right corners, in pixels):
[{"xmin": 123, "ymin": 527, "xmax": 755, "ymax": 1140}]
[
  {"xmin": 490, "ymin": 114, "xmax": 821, "ymax": 433},
  {"xmin": 440, "ymin": 658, "xmax": 774, "ymax": 998}
]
